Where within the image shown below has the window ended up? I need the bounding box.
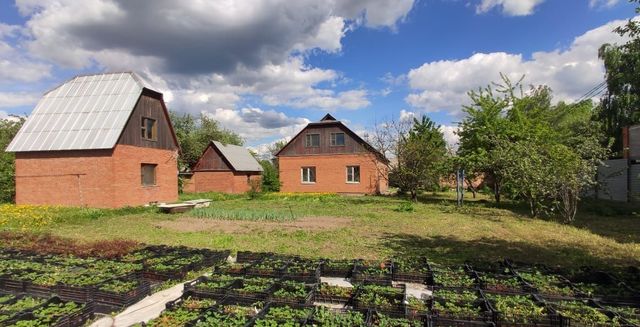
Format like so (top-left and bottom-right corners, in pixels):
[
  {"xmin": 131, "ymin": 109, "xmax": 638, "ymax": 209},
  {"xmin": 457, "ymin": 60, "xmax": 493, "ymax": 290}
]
[
  {"xmin": 330, "ymin": 132, "xmax": 345, "ymax": 146},
  {"xmin": 305, "ymin": 133, "xmax": 320, "ymax": 147},
  {"xmin": 141, "ymin": 164, "xmax": 157, "ymax": 186},
  {"xmin": 141, "ymin": 117, "xmax": 157, "ymax": 141},
  {"xmin": 301, "ymin": 167, "xmax": 316, "ymax": 183},
  {"xmin": 346, "ymin": 166, "xmax": 360, "ymax": 183}
]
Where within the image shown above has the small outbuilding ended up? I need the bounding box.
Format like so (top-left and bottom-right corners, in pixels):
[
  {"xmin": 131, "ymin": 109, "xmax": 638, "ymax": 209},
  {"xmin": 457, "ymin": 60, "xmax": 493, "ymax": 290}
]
[
  {"xmin": 182, "ymin": 141, "xmax": 263, "ymax": 194},
  {"xmin": 6, "ymin": 72, "xmax": 180, "ymax": 208}
]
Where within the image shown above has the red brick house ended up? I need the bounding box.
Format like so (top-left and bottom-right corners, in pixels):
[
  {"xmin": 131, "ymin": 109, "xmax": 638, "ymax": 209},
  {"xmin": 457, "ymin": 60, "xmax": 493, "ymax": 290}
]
[
  {"xmin": 275, "ymin": 114, "xmax": 388, "ymax": 194},
  {"xmin": 6, "ymin": 72, "xmax": 180, "ymax": 208},
  {"xmin": 182, "ymin": 141, "xmax": 263, "ymax": 194}
]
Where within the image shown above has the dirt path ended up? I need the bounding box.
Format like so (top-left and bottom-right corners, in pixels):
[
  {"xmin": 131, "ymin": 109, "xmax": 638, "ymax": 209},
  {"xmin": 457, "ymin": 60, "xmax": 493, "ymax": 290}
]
[{"xmin": 154, "ymin": 216, "xmax": 352, "ymax": 233}]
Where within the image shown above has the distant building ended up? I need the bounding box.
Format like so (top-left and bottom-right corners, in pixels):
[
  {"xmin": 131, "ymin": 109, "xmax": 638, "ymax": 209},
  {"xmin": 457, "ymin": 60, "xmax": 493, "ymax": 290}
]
[
  {"xmin": 6, "ymin": 72, "xmax": 179, "ymax": 208},
  {"xmin": 275, "ymin": 114, "xmax": 388, "ymax": 194},
  {"xmin": 181, "ymin": 141, "xmax": 263, "ymax": 194}
]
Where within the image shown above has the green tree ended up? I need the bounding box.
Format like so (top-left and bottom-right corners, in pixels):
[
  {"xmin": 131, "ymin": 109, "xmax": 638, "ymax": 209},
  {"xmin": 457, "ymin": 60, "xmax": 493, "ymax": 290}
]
[
  {"xmin": 0, "ymin": 117, "xmax": 25, "ymax": 203},
  {"xmin": 170, "ymin": 112, "xmax": 243, "ymax": 169},
  {"xmin": 260, "ymin": 159, "xmax": 280, "ymax": 192},
  {"xmin": 597, "ymin": 0, "xmax": 640, "ymax": 154},
  {"xmin": 393, "ymin": 116, "xmax": 448, "ymax": 201}
]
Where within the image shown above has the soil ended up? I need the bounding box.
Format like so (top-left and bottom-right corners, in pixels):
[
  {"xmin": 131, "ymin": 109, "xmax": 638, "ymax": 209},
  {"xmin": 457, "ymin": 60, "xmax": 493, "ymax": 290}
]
[{"xmin": 154, "ymin": 216, "xmax": 352, "ymax": 233}]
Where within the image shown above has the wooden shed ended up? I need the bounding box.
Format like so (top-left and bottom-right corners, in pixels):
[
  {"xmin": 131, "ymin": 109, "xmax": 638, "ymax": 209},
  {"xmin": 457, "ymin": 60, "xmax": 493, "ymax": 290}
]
[
  {"xmin": 182, "ymin": 141, "xmax": 263, "ymax": 194},
  {"xmin": 6, "ymin": 72, "xmax": 180, "ymax": 208}
]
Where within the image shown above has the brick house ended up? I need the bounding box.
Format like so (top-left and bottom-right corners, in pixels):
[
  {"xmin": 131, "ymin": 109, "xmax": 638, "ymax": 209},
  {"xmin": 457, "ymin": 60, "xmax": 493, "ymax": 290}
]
[
  {"xmin": 181, "ymin": 141, "xmax": 263, "ymax": 194},
  {"xmin": 6, "ymin": 72, "xmax": 180, "ymax": 208},
  {"xmin": 275, "ymin": 114, "xmax": 388, "ymax": 194}
]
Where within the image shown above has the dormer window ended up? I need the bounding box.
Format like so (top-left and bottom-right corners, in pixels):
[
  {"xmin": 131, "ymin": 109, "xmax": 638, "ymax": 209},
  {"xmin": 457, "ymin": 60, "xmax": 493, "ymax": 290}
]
[
  {"xmin": 330, "ymin": 132, "xmax": 345, "ymax": 146},
  {"xmin": 141, "ymin": 117, "xmax": 157, "ymax": 141},
  {"xmin": 305, "ymin": 133, "xmax": 320, "ymax": 147}
]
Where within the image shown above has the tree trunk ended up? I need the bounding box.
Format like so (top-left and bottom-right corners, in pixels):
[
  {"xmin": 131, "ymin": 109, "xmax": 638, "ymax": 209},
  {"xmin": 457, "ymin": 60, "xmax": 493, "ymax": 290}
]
[
  {"xmin": 465, "ymin": 178, "xmax": 477, "ymax": 199},
  {"xmin": 494, "ymin": 180, "xmax": 501, "ymax": 204},
  {"xmin": 411, "ymin": 190, "xmax": 418, "ymax": 202}
]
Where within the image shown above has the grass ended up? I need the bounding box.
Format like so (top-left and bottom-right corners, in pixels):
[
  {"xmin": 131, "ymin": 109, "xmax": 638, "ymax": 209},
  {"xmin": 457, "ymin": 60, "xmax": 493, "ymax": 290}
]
[{"xmin": 0, "ymin": 191, "xmax": 639, "ymax": 269}]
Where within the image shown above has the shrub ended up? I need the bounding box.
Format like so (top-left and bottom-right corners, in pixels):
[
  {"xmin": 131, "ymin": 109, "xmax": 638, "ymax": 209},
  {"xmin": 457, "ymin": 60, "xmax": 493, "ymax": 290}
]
[{"xmin": 394, "ymin": 201, "xmax": 415, "ymax": 212}]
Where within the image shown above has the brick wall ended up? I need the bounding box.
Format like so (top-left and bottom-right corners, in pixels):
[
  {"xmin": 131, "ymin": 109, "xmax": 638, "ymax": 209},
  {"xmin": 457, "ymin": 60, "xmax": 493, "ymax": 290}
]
[
  {"xmin": 278, "ymin": 154, "xmax": 388, "ymax": 194},
  {"xmin": 111, "ymin": 144, "xmax": 179, "ymax": 207},
  {"xmin": 14, "ymin": 144, "xmax": 178, "ymax": 208},
  {"xmin": 187, "ymin": 171, "xmax": 261, "ymax": 194}
]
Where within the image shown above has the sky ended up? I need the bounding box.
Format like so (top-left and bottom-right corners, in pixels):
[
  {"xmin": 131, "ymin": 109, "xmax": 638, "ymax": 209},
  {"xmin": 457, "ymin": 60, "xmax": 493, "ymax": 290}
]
[{"xmin": 0, "ymin": 0, "xmax": 636, "ymax": 154}]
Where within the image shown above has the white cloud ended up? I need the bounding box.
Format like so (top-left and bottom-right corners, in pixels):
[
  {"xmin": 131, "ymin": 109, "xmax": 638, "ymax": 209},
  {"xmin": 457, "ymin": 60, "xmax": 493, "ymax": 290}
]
[
  {"xmin": 589, "ymin": 0, "xmax": 620, "ymax": 9},
  {"xmin": 406, "ymin": 18, "xmax": 630, "ymax": 115},
  {"xmin": 0, "ymin": 92, "xmax": 40, "ymax": 108},
  {"xmin": 202, "ymin": 108, "xmax": 309, "ymax": 143},
  {"xmin": 440, "ymin": 124, "xmax": 460, "ymax": 151},
  {"xmin": 476, "ymin": 0, "xmax": 545, "ymax": 16}
]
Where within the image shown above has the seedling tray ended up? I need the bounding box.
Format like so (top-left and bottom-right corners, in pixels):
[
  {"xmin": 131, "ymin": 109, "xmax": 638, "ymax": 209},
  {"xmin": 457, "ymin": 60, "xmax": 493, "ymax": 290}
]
[
  {"xmin": 392, "ymin": 256, "xmax": 432, "ymax": 284},
  {"xmin": 537, "ymin": 295, "xmax": 623, "ymax": 327},
  {"xmin": 226, "ymin": 278, "xmax": 277, "ymax": 305},
  {"xmin": 269, "ymin": 282, "xmax": 316, "ymax": 307},
  {"xmin": 282, "ymin": 261, "xmax": 321, "ymax": 283},
  {"xmin": 315, "ymin": 283, "xmax": 354, "ymax": 305},
  {"xmin": 353, "ymin": 284, "xmax": 406, "ymax": 318},
  {"xmin": 309, "ymin": 307, "xmax": 368, "ymax": 326},
  {"xmin": 57, "ymin": 284, "xmax": 94, "ymax": 303},
  {"xmin": 484, "ymin": 293, "xmax": 562, "ymax": 327},
  {"xmin": 321, "ymin": 259, "xmax": 357, "ymax": 278},
  {"xmin": 429, "ymin": 289, "xmax": 494, "ymax": 326},
  {"xmin": 0, "ymin": 275, "xmax": 26, "ymax": 293},
  {"xmin": 352, "ymin": 261, "xmax": 393, "ymax": 286},
  {"xmin": 5, "ymin": 296, "xmax": 93, "ymax": 327},
  {"xmin": 184, "ymin": 276, "xmax": 239, "ymax": 300},
  {"xmin": 252, "ymin": 302, "xmax": 314, "ymax": 326},
  {"xmin": 93, "ymin": 276, "xmax": 151, "ymax": 313},
  {"xmin": 24, "ymin": 281, "xmax": 57, "ymax": 299},
  {"xmin": 368, "ymin": 309, "xmax": 426, "ymax": 326},
  {"xmin": 236, "ymin": 251, "xmax": 272, "ymax": 263},
  {"xmin": 215, "ymin": 263, "xmax": 252, "ymax": 276},
  {"xmin": 474, "ymin": 272, "xmax": 528, "ymax": 295}
]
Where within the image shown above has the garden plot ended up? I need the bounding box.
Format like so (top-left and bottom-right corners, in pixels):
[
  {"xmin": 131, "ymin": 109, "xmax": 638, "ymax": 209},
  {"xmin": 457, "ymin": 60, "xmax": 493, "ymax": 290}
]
[{"xmin": 0, "ymin": 245, "xmax": 639, "ymax": 326}]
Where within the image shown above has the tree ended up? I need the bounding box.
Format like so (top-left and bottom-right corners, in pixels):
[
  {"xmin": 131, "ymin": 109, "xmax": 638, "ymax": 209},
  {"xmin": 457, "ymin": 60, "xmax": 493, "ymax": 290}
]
[
  {"xmin": 260, "ymin": 160, "xmax": 280, "ymax": 192},
  {"xmin": 393, "ymin": 116, "xmax": 448, "ymax": 201},
  {"xmin": 170, "ymin": 112, "xmax": 243, "ymax": 169},
  {"xmin": 597, "ymin": 1, "xmax": 640, "ymax": 154},
  {"xmin": 0, "ymin": 117, "xmax": 25, "ymax": 203}
]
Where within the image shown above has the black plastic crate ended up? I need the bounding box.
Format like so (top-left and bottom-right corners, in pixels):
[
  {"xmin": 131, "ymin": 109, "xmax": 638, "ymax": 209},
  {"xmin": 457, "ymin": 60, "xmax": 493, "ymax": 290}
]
[
  {"xmin": 225, "ymin": 277, "xmax": 277, "ymax": 305},
  {"xmin": 321, "ymin": 259, "xmax": 357, "ymax": 279},
  {"xmin": 353, "ymin": 284, "xmax": 406, "ymax": 318},
  {"xmin": 184, "ymin": 276, "xmax": 239, "ymax": 300},
  {"xmin": 251, "ymin": 302, "xmax": 314, "ymax": 326},
  {"xmin": 245, "ymin": 258, "xmax": 288, "ymax": 279},
  {"xmin": 314, "ymin": 283, "xmax": 354, "ymax": 305},
  {"xmin": 368, "ymin": 309, "xmax": 426, "ymax": 326},
  {"xmin": 537, "ymin": 295, "xmax": 624, "ymax": 327},
  {"xmin": 282, "ymin": 260, "xmax": 321, "ymax": 283},
  {"xmin": 93, "ymin": 275, "xmax": 151, "ymax": 313},
  {"xmin": 236, "ymin": 251, "xmax": 272, "ymax": 263},
  {"xmin": 352, "ymin": 260, "xmax": 393, "ymax": 286},
  {"xmin": 428, "ymin": 288, "xmax": 494, "ymax": 326},
  {"xmin": 474, "ymin": 271, "xmax": 528, "ymax": 295},
  {"xmin": 269, "ymin": 281, "xmax": 316, "ymax": 307},
  {"xmin": 593, "ymin": 300, "xmax": 639, "ymax": 327},
  {"xmin": 0, "ymin": 275, "xmax": 25, "ymax": 294},
  {"xmin": 393, "ymin": 257, "xmax": 431, "ymax": 284},
  {"xmin": 309, "ymin": 306, "xmax": 368, "ymax": 326},
  {"xmin": 24, "ymin": 281, "xmax": 57, "ymax": 299},
  {"xmin": 56, "ymin": 284, "xmax": 93, "ymax": 303},
  {"xmin": 4, "ymin": 296, "xmax": 94, "ymax": 327},
  {"xmin": 484, "ymin": 292, "xmax": 562, "ymax": 327},
  {"xmin": 215, "ymin": 262, "xmax": 252, "ymax": 276}
]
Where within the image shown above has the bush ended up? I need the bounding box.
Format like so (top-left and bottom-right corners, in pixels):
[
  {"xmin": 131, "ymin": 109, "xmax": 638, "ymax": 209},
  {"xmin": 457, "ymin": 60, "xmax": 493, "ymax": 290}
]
[{"xmin": 394, "ymin": 202, "xmax": 415, "ymax": 212}]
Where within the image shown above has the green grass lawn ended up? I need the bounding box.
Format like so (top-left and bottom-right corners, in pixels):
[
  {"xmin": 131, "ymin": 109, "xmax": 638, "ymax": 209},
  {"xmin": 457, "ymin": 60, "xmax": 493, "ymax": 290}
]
[{"xmin": 1, "ymin": 192, "xmax": 639, "ymax": 269}]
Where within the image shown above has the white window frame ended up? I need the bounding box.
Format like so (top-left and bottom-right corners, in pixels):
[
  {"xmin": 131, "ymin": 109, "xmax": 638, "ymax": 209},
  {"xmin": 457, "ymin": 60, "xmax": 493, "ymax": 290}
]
[
  {"xmin": 346, "ymin": 165, "xmax": 360, "ymax": 184},
  {"xmin": 305, "ymin": 133, "xmax": 320, "ymax": 147},
  {"xmin": 301, "ymin": 166, "xmax": 316, "ymax": 184},
  {"xmin": 330, "ymin": 132, "xmax": 345, "ymax": 146}
]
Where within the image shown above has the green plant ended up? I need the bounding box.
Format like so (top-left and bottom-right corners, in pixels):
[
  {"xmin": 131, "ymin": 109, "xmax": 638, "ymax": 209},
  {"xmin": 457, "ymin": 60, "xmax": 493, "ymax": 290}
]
[
  {"xmin": 0, "ymin": 297, "xmax": 46, "ymax": 313},
  {"xmin": 312, "ymin": 306, "xmax": 366, "ymax": 326},
  {"xmin": 254, "ymin": 305, "xmax": 312, "ymax": 326},
  {"xmin": 194, "ymin": 310, "xmax": 249, "ymax": 327},
  {"xmin": 518, "ymin": 271, "xmax": 575, "ymax": 297},
  {"xmin": 394, "ymin": 202, "xmax": 415, "ymax": 212},
  {"xmin": 432, "ymin": 289, "xmax": 483, "ymax": 319},
  {"xmin": 273, "ymin": 280, "xmax": 309, "ymax": 299},
  {"xmin": 479, "ymin": 273, "xmax": 523, "ymax": 292},
  {"xmin": 371, "ymin": 312, "xmax": 422, "ymax": 327},
  {"xmin": 190, "ymin": 207, "xmax": 297, "ymax": 221},
  {"xmin": 605, "ymin": 305, "xmax": 640, "ymax": 326},
  {"xmin": 552, "ymin": 301, "xmax": 617, "ymax": 326},
  {"xmin": 486, "ymin": 294, "xmax": 548, "ymax": 323},
  {"xmin": 433, "ymin": 267, "xmax": 475, "ymax": 288},
  {"xmin": 357, "ymin": 285, "xmax": 403, "ymax": 309},
  {"xmin": 318, "ymin": 283, "xmax": 353, "ymax": 298},
  {"xmin": 98, "ymin": 279, "xmax": 139, "ymax": 294}
]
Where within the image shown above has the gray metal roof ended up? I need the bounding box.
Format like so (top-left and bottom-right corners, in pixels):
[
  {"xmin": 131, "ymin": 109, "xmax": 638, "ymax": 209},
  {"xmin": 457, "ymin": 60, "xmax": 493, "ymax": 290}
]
[
  {"xmin": 6, "ymin": 72, "xmax": 151, "ymax": 152},
  {"xmin": 213, "ymin": 141, "xmax": 263, "ymax": 172}
]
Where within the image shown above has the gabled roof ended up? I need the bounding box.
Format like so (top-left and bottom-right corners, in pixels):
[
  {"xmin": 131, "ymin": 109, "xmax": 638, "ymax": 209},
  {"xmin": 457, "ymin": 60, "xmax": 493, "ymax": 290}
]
[
  {"xmin": 6, "ymin": 72, "xmax": 168, "ymax": 152},
  {"xmin": 274, "ymin": 114, "xmax": 388, "ymax": 163},
  {"xmin": 212, "ymin": 141, "xmax": 263, "ymax": 172}
]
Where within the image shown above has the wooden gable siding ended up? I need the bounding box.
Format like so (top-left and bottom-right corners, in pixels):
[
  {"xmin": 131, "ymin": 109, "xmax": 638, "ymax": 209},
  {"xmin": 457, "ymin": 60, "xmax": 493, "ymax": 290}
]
[
  {"xmin": 117, "ymin": 93, "xmax": 177, "ymax": 150},
  {"xmin": 193, "ymin": 145, "xmax": 231, "ymax": 171},
  {"xmin": 278, "ymin": 124, "xmax": 366, "ymax": 156}
]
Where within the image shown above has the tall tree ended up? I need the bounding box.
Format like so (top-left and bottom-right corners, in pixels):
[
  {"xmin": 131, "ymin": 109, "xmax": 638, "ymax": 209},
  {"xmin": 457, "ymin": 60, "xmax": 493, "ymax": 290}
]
[
  {"xmin": 597, "ymin": 0, "xmax": 640, "ymax": 154},
  {"xmin": 0, "ymin": 117, "xmax": 25, "ymax": 203},
  {"xmin": 170, "ymin": 112, "xmax": 243, "ymax": 169},
  {"xmin": 393, "ymin": 116, "xmax": 448, "ymax": 201}
]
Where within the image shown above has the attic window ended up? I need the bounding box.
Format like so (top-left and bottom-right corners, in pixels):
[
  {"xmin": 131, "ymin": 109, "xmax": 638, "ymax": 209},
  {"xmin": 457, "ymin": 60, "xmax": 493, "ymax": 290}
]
[
  {"xmin": 305, "ymin": 133, "xmax": 320, "ymax": 147},
  {"xmin": 330, "ymin": 133, "xmax": 345, "ymax": 146},
  {"xmin": 141, "ymin": 117, "xmax": 157, "ymax": 141}
]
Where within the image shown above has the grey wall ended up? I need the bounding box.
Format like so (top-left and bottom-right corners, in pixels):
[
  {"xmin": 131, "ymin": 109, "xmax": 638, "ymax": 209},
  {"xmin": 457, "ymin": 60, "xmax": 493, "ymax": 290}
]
[{"xmin": 594, "ymin": 159, "xmax": 628, "ymax": 202}]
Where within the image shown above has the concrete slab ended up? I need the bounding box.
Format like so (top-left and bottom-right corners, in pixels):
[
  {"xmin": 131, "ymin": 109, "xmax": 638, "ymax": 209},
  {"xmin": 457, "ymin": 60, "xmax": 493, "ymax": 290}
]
[
  {"xmin": 320, "ymin": 277, "xmax": 353, "ymax": 288},
  {"xmin": 400, "ymin": 282, "xmax": 432, "ymax": 301},
  {"xmin": 90, "ymin": 281, "xmax": 186, "ymax": 327}
]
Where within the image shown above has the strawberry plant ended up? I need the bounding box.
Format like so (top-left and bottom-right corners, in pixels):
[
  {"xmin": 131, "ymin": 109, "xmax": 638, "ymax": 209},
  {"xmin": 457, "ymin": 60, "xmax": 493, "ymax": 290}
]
[
  {"xmin": 145, "ymin": 307, "xmax": 201, "ymax": 327},
  {"xmin": 318, "ymin": 283, "xmax": 352, "ymax": 298},
  {"xmin": 432, "ymin": 267, "xmax": 475, "ymax": 288},
  {"xmin": 551, "ymin": 300, "xmax": 618, "ymax": 326},
  {"xmin": 312, "ymin": 306, "xmax": 366, "ymax": 326},
  {"xmin": 486, "ymin": 293, "xmax": 549, "ymax": 324},
  {"xmin": 0, "ymin": 294, "xmax": 15, "ymax": 303},
  {"xmin": 478, "ymin": 273, "xmax": 523, "ymax": 293},
  {"xmin": 253, "ymin": 305, "xmax": 312, "ymax": 326},
  {"xmin": 518, "ymin": 271, "xmax": 576, "ymax": 297},
  {"xmin": 572, "ymin": 281, "xmax": 636, "ymax": 298},
  {"xmin": 370, "ymin": 312, "xmax": 422, "ymax": 327},
  {"xmin": 98, "ymin": 279, "xmax": 139, "ymax": 294},
  {"xmin": 198, "ymin": 275, "xmax": 236, "ymax": 290},
  {"xmin": 356, "ymin": 285, "xmax": 404, "ymax": 311},
  {"xmin": 0, "ymin": 297, "xmax": 46, "ymax": 313},
  {"xmin": 605, "ymin": 305, "xmax": 640, "ymax": 326},
  {"xmin": 393, "ymin": 257, "xmax": 429, "ymax": 273},
  {"xmin": 193, "ymin": 310, "xmax": 249, "ymax": 327},
  {"xmin": 273, "ymin": 280, "xmax": 309, "ymax": 300},
  {"xmin": 431, "ymin": 289, "xmax": 485, "ymax": 320}
]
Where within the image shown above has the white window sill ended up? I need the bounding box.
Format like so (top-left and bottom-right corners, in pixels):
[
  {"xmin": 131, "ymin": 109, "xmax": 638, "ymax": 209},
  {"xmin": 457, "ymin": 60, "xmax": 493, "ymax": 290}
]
[
  {"xmin": 301, "ymin": 182, "xmax": 316, "ymax": 184},
  {"xmin": 346, "ymin": 182, "xmax": 360, "ymax": 184}
]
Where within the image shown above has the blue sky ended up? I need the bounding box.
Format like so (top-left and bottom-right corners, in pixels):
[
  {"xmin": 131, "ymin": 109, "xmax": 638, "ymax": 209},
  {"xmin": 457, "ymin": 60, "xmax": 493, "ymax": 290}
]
[{"xmin": 0, "ymin": 0, "xmax": 635, "ymax": 152}]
